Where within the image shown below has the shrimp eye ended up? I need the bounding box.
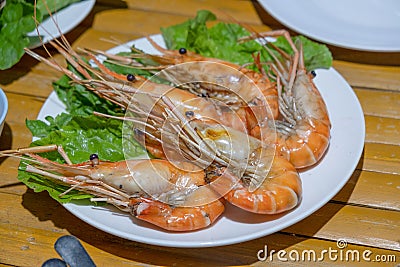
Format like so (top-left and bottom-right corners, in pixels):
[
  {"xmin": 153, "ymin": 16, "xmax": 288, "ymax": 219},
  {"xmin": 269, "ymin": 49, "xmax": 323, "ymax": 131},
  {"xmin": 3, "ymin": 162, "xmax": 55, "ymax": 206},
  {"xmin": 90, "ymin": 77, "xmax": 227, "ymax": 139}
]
[
  {"xmin": 310, "ymin": 70, "xmax": 317, "ymax": 78},
  {"xmin": 185, "ymin": 110, "xmax": 194, "ymax": 118},
  {"xmin": 127, "ymin": 74, "xmax": 136, "ymax": 82},
  {"xmin": 90, "ymin": 154, "xmax": 99, "ymax": 166},
  {"xmin": 179, "ymin": 48, "xmax": 187, "ymax": 55}
]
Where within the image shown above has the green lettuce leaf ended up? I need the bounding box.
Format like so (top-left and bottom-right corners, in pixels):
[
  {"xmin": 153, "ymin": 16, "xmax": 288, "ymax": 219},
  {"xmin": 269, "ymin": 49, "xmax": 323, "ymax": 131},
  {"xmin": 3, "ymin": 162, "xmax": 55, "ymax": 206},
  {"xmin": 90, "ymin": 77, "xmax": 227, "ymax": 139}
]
[
  {"xmin": 161, "ymin": 10, "xmax": 332, "ymax": 70},
  {"xmin": 18, "ymin": 168, "xmax": 94, "ymax": 203},
  {"xmin": 0, "ymin": 0, "xmax": 40, "ymax": 69},
  {"xmin": 53, "ymin": 74, "xmax": 124, "ymax": 116},
  {"xmin": 0, "ymin": 0, "xmax": 83, "ymax": 70},
  {"xmin": 21, "ymin": 113, "xmax": 146, "ymax": 203},
  {"xmin": 27, "ymin": 114, "xmax": 145, "ymax": 163}
]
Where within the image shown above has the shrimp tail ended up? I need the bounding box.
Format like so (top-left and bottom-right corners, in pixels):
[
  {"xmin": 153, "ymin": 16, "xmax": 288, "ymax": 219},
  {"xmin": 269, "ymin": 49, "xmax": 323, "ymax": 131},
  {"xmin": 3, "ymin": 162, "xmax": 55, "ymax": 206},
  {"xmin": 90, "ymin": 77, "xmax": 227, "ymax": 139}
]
[
  {"xmin": 130, "ymin": 197, "xmax": 225, "ymax": 231},
  {"xmin": 210, "ymin": 157, "xmax": 301, "ymax": 214}
]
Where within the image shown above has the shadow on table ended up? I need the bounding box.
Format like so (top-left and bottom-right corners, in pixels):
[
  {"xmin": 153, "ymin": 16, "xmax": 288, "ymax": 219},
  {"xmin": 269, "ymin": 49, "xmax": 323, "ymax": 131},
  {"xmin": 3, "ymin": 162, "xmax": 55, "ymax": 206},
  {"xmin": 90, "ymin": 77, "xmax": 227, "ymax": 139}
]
[
  {"xmin": 332, "ymin": 149, "xmax": 365, "ymax": 204},
  {"xmin": 21, "ymin": 189, "xmax": 274, "ymax": 266},
  {"xmin": 0, "ymin": 123, "xmax": 12, "ymax": 164},
  {"xmin": 282, "ymin": 149, "xmax": 364, "ymax": 238}
]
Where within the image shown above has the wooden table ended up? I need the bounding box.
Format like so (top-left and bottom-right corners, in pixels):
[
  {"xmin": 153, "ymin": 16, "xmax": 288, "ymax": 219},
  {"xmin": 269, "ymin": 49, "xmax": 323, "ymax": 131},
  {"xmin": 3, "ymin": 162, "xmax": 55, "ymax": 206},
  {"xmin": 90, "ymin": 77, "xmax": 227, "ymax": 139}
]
[{"xmin": 1, "ymin": 1, "xmax": 399, "ymax": 266}]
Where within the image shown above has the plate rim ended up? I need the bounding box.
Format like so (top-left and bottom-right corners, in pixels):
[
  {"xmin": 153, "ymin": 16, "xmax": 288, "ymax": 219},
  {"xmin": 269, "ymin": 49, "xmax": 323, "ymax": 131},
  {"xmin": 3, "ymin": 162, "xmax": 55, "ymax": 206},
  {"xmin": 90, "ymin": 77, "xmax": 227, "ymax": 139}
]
[
  {"xmin": 27, "ymin": 0, "xmax": 96, "ymax": 49},
  {"xmin": 257, "ymin": 0, "xmax": 400, "ymax": 52}
]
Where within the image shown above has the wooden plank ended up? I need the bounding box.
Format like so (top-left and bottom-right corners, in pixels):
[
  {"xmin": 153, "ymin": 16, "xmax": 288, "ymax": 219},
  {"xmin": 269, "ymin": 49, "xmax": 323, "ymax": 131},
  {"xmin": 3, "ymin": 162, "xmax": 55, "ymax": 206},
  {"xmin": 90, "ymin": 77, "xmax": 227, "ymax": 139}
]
[
  {"xmin": 1, "ymin": 56, "xmax": 65, "ymax": 99},
  {"xmin": 92, "ymin": 9, "xmax": 198, "ymax": 35},
  {"xmin": 124, "ymin": 0, "xmax": 264, "ymax": 25},
  {"xmin": 0, "ymin": 192, "xmax": 399, "ymax": 266},
  {"xmin": 365, "ymin": 115, "xmax": 400, "ymax": 145},
  {"xmin": 362, "ymin": 143, "xmax": 400, "ymax": 175},
  {"xmin": 355, "ymin": 89, "xmax": 400, "ymax": 119},
  {"xmin": 0, "ymin": 93, "xmax": 45, "ymax": 195},
  {"xmin": 0, "ymin": 157, "xmax": 26, "ymax": 196},
  {"xmin": 5, "ymin": 222, "xmax": 398, "ymax": 267},
  {"xmin": 285, "ymin": 203, "xmax": 400, "ymax": 251},
  {"xmin": 0, "ymin": 223, "xmax": 140, "ymax": 267},
  {"xmin": 1, "ymin": 92, "xmax": 44, "ymax": 141},
  {"xmin": 333, "ymin": 170, "xmax": 400, "ymax": 211},
  {"xmin": 91, "ymin": 9, "xmax": 271, "ymax": 36},
  {"xmin": 71, "ymin": 29, "xmax": 140, "ymax": 51},
  {"xmin": 4, "ymin": 183, "xmax": 400, "ymax": 254},
  {"xmin": 333, "ymin": 61, "xmax": 400, "ymax": 91}
]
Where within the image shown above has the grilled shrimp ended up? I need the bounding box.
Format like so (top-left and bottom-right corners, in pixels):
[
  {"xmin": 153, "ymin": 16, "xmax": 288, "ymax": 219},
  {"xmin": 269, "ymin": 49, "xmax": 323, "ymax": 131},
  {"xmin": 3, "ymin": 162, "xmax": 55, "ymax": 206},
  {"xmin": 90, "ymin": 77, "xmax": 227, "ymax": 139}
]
[
  {"xmin": 0, "ymin": 145, "xmax": 224, "ymax": 231},
  {"xmin": 24, "ymin": 29, "xmax": 301, "ymax": 215},
  {"xmin": 135, "ymin": 29, "xmax": 330, "ymax": 169},
  {"xmin": 247, "ymin": 33, "xmax": 331, "ymax": 169},
  {"xmin": 188, "ymin": 121, "xmax": 302, "ymax": 214},
  {"xmin": 25, "ymin": 43, "xmax": 267, "ymax": 165},
  {"xmin": 87, "ymin": 38, "xmax": 279, "ymax": 120},
  {"xmin": 211, "ymin": 156, "xmax": 301, "ymax": 214},
  {"xmin": 126, "ymin": 186, "xmax": 224, "ymax": 231},
  {"xmin": 26, "ymin": 44, "xmax": 300, "ymax": 215},
  {"xmin": 133, "ymin": 95, "xmax": 301, "ymax": 214},
  {"xmin": 138, "ymin": 29, "xmax": 330, "ymax": 169},
  {"xmin": 87, "ymin": 49, "xmax": 266, "ymax": 136},
  {"xmin": 25, "ymin": 42, "xmax": 252, "ymax": 138}
]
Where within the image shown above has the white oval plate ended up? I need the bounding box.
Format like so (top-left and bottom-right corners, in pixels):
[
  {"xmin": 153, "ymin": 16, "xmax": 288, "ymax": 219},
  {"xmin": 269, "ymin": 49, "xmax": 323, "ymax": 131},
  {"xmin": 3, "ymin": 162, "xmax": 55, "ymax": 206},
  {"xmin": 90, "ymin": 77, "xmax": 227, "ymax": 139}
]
[
  {"xmin": 27, "ymin": 0, "xmax": 95, "ymax": 49},
  {"xmin": 257, "ymin": 0, "xmax": 400, "ymax": 52},
  {"xmin": 37, "ymin": 35, "xmax": 365, "ymax": 248}
]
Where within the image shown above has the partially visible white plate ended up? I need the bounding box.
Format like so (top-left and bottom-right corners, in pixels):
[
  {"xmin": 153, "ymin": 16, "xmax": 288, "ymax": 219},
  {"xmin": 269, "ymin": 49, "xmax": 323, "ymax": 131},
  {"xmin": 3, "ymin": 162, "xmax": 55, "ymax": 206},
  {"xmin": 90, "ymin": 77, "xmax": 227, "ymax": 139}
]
[
  {"xmin": 37, "ymin": 35, "xmax": 365, "ymax": 248},
  {"xmin": 257, "ymin": 0, "xmax": 400, "ymax": 52},
  {"xmin": 27, "ymin": 0, "xmax": 95, "ymax": 49}
]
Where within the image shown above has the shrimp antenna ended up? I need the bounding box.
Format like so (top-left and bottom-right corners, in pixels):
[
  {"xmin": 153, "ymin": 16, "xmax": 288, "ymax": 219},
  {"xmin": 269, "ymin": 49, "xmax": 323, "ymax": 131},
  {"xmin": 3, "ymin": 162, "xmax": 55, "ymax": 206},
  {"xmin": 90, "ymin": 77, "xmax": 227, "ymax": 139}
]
[{"xmin": 214, "ymin": 9, "xmax": 299, "ymax": 90}]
